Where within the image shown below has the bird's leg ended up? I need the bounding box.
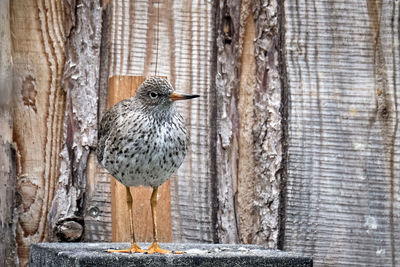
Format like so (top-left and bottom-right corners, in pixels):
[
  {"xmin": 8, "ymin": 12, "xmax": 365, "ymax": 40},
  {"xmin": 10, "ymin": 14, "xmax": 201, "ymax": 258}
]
[
  {"xmin": 108, "ymin": 186, "xmax": 145, "ymax": 253},
  {"xmin": 147, "ymin": 186, "xmax": 169, "ymax": 254},
  {"xmin": 147, "ymin": 186, "xmax": 184, "ymax": 254}
]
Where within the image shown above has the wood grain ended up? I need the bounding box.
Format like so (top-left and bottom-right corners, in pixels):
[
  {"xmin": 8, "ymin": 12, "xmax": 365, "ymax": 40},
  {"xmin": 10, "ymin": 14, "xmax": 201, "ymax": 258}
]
[
  {"xmin": 250, "ymin": 0, "xmax": 283, "ymax": 248},
  {"xmin": 0, "ymin": 0, "xmax": 17, "ymax": 265},
  {"xmin": 213, "ymin": 0, "xmax": 284, "ymax": 247},
  {"xmin": 109, "ymin": 0, "xmax": 215, "ymax": 243},
  {"xmin": 283, "ymin": 0, "xmax": 400, "ymax": 265},
  {"xmin": 48, "ymin": 0, "xmax": 103, "ymax": 242},
  {"xmin": 107, "ymin": 76, "xmax": 172, "ymax": 242},
  {"xmin": 11, "ymin": 0, "xmax": 66, "ymax": 265},
  {"xmin": 83, "ymin": 3, "xmax": 113, "ymax": 242},
  {"xmin": 237, "ymin": 2, "xmax": 257, "ymax": 245}
]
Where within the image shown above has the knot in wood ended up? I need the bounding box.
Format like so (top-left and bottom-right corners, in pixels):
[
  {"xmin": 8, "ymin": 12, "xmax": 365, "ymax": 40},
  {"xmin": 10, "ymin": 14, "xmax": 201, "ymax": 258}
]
[
  {"xmin": 56, "ymin": 220, "xmax": 83, "ymax": 242},
  {"xmin": 223, "ymin": 14, "xmax": 233, "ymax": 44},
  {"xmin": 380, "ymin": 107, "xmax": 389, "ymax": 120}
]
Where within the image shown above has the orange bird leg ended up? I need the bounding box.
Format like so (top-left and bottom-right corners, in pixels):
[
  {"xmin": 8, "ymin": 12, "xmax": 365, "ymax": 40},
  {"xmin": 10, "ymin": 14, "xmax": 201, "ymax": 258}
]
[
  {"xmin": 147, "ymin": 187, "xmax": 183, "ymax": 254},
  {"xmin": 108, "ymin": 186, "xmax": 145, "ymax": 253}
]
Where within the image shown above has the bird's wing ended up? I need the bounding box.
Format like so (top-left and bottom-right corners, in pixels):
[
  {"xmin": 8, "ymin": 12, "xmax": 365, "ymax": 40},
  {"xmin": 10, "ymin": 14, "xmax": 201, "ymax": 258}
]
[{"xmin": 96, "ymin": 99, "xmax": 131, "ymax": 164}]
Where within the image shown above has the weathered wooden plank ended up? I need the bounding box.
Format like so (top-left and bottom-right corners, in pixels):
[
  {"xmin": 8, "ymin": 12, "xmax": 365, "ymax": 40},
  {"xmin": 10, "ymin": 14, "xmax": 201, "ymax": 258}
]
[
  {"xmin": 83, "ymin": 2, "xmax": 113, "ymax": 242},
  {"xmin": 108, "ymin": 0, "xmax": 215, "ymax": 243},
  {"xmin": 250, "ymin": 0, "xmax": 283, "ymax": 248},
  {"xmin": 107, "ymin": 75, "xmax": 172, "ymax": 243},
  {"xmin": 11, "ymin": 0, "xmax": 66, "ymax": 265},
  {"xmin": 48, "ymin": 0, "xmax": 103, "ymax": 243},
  {"xmin": 11, "ymin": 0, "xmax": 105, "ymax": 263},
  {"xmin": 237, "ymin": 1, "xmax": 258, "ymax": 245},
  {"xmin": 284, "ymin": 0, "xmax": 400, "ymax": 265},
  {"xmin": 0, "ymin": 1, "xmax": 17, "ymax": 266},
  {"xmin": 85, "ymin": 153, "xmax": 113, "ymax": 242},
  {"xmin": 213, "ymin": 0, "xmax": 241, "ymax": 244},
  {"xmin": 213, "ymin": 0, "xmax": 284, "ymax": 247}
]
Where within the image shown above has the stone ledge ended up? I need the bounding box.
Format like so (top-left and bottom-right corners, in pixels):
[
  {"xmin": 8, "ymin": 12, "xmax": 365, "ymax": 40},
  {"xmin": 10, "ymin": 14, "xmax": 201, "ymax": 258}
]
[{"xmin": 30, "ymin": 243, "xmax": 312, "ymax": 267}]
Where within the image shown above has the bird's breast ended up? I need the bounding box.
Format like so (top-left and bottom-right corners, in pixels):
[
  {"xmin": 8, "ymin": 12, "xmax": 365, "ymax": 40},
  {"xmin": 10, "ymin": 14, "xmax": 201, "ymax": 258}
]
[{"xmin": 103, "ymin": 114, "xmax": 188, "ymax": 187}]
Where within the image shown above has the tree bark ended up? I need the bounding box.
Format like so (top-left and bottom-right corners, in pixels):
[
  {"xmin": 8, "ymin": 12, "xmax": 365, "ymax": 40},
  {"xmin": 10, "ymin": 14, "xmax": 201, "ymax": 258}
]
[
  {"xmin": 48, "ymin": 0, "xmax": 103, "ymax": 242},
  {"xmin": 83, "ymin": 2, "xmax": 113, "ymax": 242},
  {"xmin": 213, "ymin": 0, "xmax": 284, "ymax": 247},
  {"xmin": 10, "ymin": 1, "xmax": 106, "ymax": 265}
]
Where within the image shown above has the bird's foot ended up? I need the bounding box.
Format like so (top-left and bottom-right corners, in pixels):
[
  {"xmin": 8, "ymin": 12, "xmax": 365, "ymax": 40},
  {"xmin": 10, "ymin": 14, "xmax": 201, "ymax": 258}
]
[
  {"xmin": 147, "ymin": 242, "xmax": 169, "ymax": 254},
  {"xmin": 107, "ymin": 242, "xmax": 146, "ymax": 253},
  {"xmin": 146, "ymin": 242, "xmax": 184, "ymax": 254}
]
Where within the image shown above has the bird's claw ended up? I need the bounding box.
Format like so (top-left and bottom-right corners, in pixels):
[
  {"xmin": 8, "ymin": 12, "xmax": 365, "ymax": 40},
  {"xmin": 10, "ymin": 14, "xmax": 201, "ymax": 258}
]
[
  {"xmin": 107, "ymin": 243, "xmax": 146, "ymax": 253},
  {"xmin": 146, "ymin": 242, "xmax": 184, "ymax": 254},
  {"xmin": 147, "ymin": 242, "xmax": 170, "ymax": 254}
]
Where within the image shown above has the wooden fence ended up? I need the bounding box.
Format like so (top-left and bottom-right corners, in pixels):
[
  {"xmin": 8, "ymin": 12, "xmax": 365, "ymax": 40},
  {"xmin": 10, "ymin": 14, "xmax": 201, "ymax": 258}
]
[{"xmin": 0, "ymin": 0, "xmax": 399, "ymax": 266}]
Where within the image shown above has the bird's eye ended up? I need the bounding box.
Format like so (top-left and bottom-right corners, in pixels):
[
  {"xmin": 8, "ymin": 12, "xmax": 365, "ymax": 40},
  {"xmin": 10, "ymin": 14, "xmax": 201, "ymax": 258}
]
[{"xmin": 149, "ymin": 92, "xmax": 158, "ymax": 99}]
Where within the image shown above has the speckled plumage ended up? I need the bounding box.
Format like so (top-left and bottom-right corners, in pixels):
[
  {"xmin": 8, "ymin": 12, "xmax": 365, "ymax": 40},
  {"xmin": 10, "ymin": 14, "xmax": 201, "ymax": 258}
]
[{"xmin": 97, "ymin": 78, "xmax": 193, "ymax": 187}]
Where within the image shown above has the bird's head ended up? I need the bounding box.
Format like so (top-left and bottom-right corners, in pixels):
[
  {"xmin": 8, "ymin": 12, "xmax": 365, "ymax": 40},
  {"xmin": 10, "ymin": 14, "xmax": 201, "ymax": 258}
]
[{"xmin": 136, "ymin": 77, "xmax": 199, "ymax": 108}]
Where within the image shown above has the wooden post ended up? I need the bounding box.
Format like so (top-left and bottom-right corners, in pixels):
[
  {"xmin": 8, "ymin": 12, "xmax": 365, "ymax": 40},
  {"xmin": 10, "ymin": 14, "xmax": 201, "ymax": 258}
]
[{"xmin": 108, "ymin": 76, "xmax": 172, "ymax": 242}]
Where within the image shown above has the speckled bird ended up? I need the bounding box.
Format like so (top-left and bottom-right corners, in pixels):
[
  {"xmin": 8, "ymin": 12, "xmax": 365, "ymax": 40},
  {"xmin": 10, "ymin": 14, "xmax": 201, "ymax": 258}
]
[{"xmin": 97, "ymin": 77, "xmax": 199, "ymax": 254}]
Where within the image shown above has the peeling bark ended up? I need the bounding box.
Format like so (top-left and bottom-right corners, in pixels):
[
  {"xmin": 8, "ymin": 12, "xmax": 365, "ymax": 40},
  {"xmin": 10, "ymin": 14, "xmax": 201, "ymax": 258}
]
[
  {"xmin": 213, "ymin": 0, "xmax": 284, "ymax": 247},
  {"xmin": 251, "ymin": 0, "xmax": 283, "ymax": 248},
  {"xmin": 48, "ymin": 0, "xmax": 103, "ymax": 241},
  {"xmin": 214, "ymin": 0, "xmax": 242, "ymax": 243},
  {"xmin": 83, "ymin": 3, "xmax": 112, "ymax": 242}
]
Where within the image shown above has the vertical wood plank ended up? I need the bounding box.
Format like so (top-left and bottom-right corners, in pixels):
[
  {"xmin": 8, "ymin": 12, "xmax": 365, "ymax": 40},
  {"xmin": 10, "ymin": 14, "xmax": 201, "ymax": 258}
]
[
  {"xmin": 48, "ymin": 0, "xmax": 103, "ymax": 242},
  {"xmin": 284, "ymin": 0, "xmax": 400, "ymax": 265},
  {"xmin": 237, "ymin": 4, "xmax": 257, "ymax": 245},
  {"xmin": 108, "ymin": 0, "xmax": 215, "ymax": 243},
  {"xmin": 108, "ymin": 75, "xmax": 172, "ymax": 242},
  {"xmin": 11, "ymin": 0, "xmax": 105, "ymax": 263},
  {"xmin": 251, "ymin": 0, "xmax": 283, "ymax": 248},
  {"xmin": 0, "ymin": 0, "xmax": 17, "ymax": 265},
  {"xmin": 213, "ymin": 0, "xmax": 284, "ymax": 247},
  {"xmin": 11, "ymin": 0, "xmax": 66, "ymax": 265},
  {"xmin": 213, "ymin": 0, "xmax": 241, "ymax": 243},
  {"xmin": 83, "ymin": 3, "xmax": 113, "ymax": 242}
]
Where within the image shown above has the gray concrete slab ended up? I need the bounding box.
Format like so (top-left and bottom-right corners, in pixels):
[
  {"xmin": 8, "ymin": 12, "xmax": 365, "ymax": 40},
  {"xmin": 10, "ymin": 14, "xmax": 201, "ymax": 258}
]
[{"xmin": 30, "ymin": 243, "xmax": 312, "ymax": 267}]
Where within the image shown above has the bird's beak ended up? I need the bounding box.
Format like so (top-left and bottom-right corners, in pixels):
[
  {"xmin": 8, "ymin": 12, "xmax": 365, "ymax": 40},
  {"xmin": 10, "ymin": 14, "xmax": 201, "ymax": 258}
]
[{"xmin": 169, "ymin": 91, "xmax": 200, "ymax": 101}]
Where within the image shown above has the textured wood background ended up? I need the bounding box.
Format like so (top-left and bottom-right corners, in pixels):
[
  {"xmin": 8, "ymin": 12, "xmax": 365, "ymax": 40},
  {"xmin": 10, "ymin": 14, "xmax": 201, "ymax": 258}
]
[
  {"xmin": 213, "ymin": 0, "xmax": 284, "ymax": 247},
  {"xmin": 2, "ymin": 0, "xmax": 400, "ymax": 266},
  {"xmin": 283, "ymin": 0, "xmax": 400, "ymax": 266},
  {"xmin": 11, "ymin": 1, "xmax": 66, "ymax": 265},
  {"xmin": 0, "ymin": 0, "xmax": 17, "ymax": 266},
  {"xmin": 9, "ymin": 1, "xmax": 105, "ymax": 266}
]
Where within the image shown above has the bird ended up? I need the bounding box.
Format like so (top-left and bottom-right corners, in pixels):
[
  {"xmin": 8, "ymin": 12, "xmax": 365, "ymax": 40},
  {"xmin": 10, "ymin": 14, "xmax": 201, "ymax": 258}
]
[{"xmin": 97, "ymin": 77, "xmax": 199, "ymax": 254}]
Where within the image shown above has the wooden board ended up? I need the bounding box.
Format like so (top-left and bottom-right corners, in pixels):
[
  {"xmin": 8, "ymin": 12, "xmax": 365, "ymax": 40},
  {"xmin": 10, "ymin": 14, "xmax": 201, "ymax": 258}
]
[
  {"xmin": 108, "ymin": 0, "xmax": 215, "ymax": 243},
  {"xmin": 107, "ymin": 0, "xmax": 285, "ymax": 246},
  {"xmin": 212, "ymin": 0, "xmax": 284, "ymax": 247},
  {"xmin": 48, "ymin": 0, "xmax": 103, "ymax": 243},
  {"xmin": 107, "ymin": 75, "xmax": 172, "ymax": 242},
  {"xmin": 10, "ymin": 1, "xmax": 105, "ymax": 265},
  {"xmin": 11, "ymin": 0, "xmax": 66, "ymax": 265},
  {"xmin": 83, "ymin": 2, "xmax": 113, "ymax": 242},
  {"xmin": 283, "ymin": 0, "xmax": 400, "ymax": 265},
  {"xmin": 0, "ymin": 0, "xmax": 17, "ymax": 265}
]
